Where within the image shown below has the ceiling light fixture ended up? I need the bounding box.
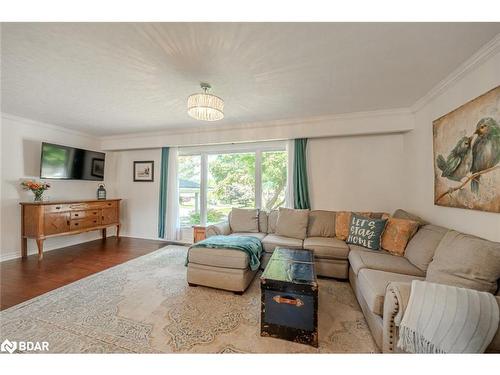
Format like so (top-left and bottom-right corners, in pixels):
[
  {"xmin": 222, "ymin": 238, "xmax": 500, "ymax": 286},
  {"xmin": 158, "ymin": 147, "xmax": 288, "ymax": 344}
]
[{"xmin": 187, "ymin": 83, "xmax": 224, "ymax": 121}]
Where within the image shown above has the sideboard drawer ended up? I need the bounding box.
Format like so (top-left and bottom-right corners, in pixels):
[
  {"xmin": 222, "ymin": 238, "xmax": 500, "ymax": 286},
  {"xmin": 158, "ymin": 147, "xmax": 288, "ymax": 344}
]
[
  {"xmin": 70, "ymin": 217, "xmax": 100, "ymax": 231},
  {"xmin": 94, "ymin": 200, "xmax": 118, "ymax": 209},
  {"xmin": 44, "ymin": 204, "xmax": 72, "ymax": 213},
  {"xmin": 70, "ymin": 210, "xmax": 99, "ymax": 220}
]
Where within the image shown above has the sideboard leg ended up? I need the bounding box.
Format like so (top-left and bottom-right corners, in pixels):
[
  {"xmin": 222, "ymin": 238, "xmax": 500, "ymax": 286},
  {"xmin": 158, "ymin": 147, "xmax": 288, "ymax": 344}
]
[
  {"xmin": 102, "ymin": 228, "xmax": 107, "ymax": 239},
  {"xmin": 21, "ymin": 237, "xmax": 28, "ymax": 259},
  {"xmin": 116, "ymin": 224, "xmax": 120, "ymax": 239},
  {"xmin": 36, "ymin": 239, "xmax": 44, "ymax": 261}
]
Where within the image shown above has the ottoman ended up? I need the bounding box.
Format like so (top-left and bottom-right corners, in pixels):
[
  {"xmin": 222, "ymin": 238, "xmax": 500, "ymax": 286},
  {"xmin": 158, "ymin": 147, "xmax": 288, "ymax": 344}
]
[{"xmin": 186, "ymin": 246, "xmax": 259, "ymax": 293}]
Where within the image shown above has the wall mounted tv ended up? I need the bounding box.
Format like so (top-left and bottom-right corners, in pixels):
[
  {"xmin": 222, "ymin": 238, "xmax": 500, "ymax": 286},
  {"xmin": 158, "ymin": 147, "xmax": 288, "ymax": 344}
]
[{"xmin": 40, "ymin": 142, "xmax": 106, "ymax": 181}]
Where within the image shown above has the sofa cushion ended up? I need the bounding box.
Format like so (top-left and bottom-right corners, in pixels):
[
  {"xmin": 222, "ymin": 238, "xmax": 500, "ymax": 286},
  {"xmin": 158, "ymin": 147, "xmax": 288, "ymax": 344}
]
[
  {"xmin": 275, "ymin": 207, "xmax": 309, "ymax": 240},
  {"xmin": 229, "ymin": 208, "xmax": 259, "ymax": 233},
  {"xmin": 188, "ymin": 247, "xmax": 249, "ymax": 269},
  {"xmin": 404, "ymin": 224, "xmax": 448, "ymax": 271},
  {"xmin": 267, "ymin": 210, "xmax": 279, "ymax": 234},
  {"xmin": 261, "ymin": 234, "xmax": 303, "ymax": 253},
  {"xmin": 346, "ymin": 213, "xmax": 387, "ymax": 250},
  {"xmin": 307, "ymin": 210, "xmax": 336, "ymax": 237},
  {"xmin": 357, "ymin": 269, "xmax": 424, "ymax": 316},
  {"xmin": 426, "ymin": 230, "xmax": 500, "ymax": 293},
  {"xmin": 381, "ymin": 217, "xmax": 420, "ymax": 256},
  {"xmin": 303, "ymin": 237, "xmax": 349, "ymax": 259},
  {"xmin": 348, "ymin": 245, "xmax": 425, "ymax": 277},
  {"xmin": 228, "ymin": 232, "xmax": 266, "ymax": 240},
  {"xmin": 258, "ymin": 211, "xmax": 268, "ymax": 233},
  {"xmin": 392, "ymin": 209, "xmax": 428, "ymax": 226}
]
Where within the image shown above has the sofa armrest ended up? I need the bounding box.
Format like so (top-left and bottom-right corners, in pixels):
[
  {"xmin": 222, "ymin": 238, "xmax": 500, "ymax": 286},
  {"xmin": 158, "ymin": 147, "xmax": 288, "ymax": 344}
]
[
  {"xmin": 486, "ymin": 296, "xmax": 500, "ymax": 353},
  {"xmin": 383, "ymin": 283, "xmax": 500, "ymax": 354},
  {"xmin": 206, "ymin": 221, "xmax": 231, "ymax": 237},
  {"xmin": 382, "ymin": 282, "xmax": 412, "ymax": 353}
]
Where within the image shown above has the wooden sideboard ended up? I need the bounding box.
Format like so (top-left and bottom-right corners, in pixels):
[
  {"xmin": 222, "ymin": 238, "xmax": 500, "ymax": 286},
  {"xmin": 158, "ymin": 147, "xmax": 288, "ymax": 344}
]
[{"xmin": 20, "ymin": 199, "xmax": 121, "ymax": 260}]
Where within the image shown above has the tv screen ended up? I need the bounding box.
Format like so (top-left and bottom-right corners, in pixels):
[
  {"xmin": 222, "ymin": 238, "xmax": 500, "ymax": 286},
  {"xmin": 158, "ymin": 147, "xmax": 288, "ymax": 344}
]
[{"xmin": 40, "ymin": 142, "xmax": 105, "ymax": 181}]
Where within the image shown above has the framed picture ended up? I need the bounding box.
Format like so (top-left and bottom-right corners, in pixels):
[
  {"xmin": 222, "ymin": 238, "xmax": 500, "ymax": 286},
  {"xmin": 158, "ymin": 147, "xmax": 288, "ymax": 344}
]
[
  {"xmin": 133, "ymin": 161, "xmax": 154, "ymax": 182},
  {"xmin": 91, "ymin": 158, "xmax": 105, "ymax": 178},
  {"xmin": 433, "ymin": 85, "xmax": 500, "ymax": 213}
]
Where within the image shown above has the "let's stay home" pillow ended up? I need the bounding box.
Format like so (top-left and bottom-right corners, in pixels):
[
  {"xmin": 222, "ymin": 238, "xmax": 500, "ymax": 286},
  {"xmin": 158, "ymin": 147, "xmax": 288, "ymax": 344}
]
[{"xmin": 346, "ymin": 213, "xmax": 387, "ymax": 250}]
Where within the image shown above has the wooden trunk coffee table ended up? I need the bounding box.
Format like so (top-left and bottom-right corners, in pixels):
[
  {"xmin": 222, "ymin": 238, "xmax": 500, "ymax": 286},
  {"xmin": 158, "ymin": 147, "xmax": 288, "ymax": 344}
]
[{"xmin": 260, "ymin": 248, "xmax": 318, "ymax": 347}]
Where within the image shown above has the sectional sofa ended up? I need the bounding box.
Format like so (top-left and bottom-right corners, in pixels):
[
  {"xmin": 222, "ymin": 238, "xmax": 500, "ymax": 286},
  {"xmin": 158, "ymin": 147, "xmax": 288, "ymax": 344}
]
[{"xmin": 190, "ymin": 208, "xmax": 500, "ymax": 353}]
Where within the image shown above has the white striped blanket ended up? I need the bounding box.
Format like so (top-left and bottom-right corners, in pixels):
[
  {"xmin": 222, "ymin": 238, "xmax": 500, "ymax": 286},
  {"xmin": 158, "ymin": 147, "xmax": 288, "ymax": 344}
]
[{"xmin": 397, "ymin": 280, "xmax": 499, "ymax": 353}]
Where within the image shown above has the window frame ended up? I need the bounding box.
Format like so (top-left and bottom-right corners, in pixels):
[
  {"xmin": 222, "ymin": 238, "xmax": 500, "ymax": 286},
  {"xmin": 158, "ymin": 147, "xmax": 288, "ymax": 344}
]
[{"xmin": 178, "ymin": 141, "xmax": 287, "ymax": 226}]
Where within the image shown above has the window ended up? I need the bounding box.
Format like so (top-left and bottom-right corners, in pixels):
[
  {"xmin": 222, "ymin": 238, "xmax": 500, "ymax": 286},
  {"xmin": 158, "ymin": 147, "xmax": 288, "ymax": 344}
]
[
  {"xmin": 178, "ymin": 155, "xmax": 201, "ymax": 227},
  {"xmin": 207, "ymin": 153, "xmax": 256, "ymax": 225},
  {"xmin": 177, "ymin": 142, "xmax": 287, "ymax": 235},
  {"xmin": 262, "ymin": 150, "xmax": 287, "ymax": 210}
]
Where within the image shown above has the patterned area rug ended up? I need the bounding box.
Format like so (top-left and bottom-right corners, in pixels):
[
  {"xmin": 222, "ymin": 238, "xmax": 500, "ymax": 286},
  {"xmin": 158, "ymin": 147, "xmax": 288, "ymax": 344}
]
[{"xmin": 0, "ymin": 246, "xmax": 378, "ymax": 353}]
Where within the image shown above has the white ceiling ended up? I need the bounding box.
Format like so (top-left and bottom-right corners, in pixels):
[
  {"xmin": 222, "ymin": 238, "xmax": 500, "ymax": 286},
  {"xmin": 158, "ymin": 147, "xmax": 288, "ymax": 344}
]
[{"xmin": 1, "ymin": 23, "xmax": 500, "ymax": 136}]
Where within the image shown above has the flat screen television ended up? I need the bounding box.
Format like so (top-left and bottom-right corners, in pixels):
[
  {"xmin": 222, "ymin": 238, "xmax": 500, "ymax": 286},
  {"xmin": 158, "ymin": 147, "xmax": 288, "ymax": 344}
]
[{"xmin": 40, "ymin": 142, "xmax": 105, "ymax": 181}]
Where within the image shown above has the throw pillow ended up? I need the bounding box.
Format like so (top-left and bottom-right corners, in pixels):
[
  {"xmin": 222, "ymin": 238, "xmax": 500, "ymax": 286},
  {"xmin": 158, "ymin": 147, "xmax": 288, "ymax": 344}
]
[
  {"xmin": 267, "ymin": 210, "xmax": 279, "ymax": 233},
  {"xmin": 426, "ymin": 230, "xmax": 500, "ymax": 293},
  {"xmin": 307, "ymin": 210, "xmax": 336, "ymax": 237},
  {"xmin": 381, "ymin": 217, "xmax": 420, "ymax": 256},
  {"xmin": 392, "ymin": 209, "xmax": 428, "ymax": 226},
  {"xmin": 275, "ymin": 207, "xmax": 309, "ymax": 239},
  {"xmin": 335, "ymin": 211, "xmax": 373, "ymax": 240},
  {"xmin": 229, "ymin": 208, "xmax": 259, "ymax": 233},
  {"xmin": 258, "ymin": 210, "xmax": 268, "ymax": 233},
  {"xmin": 404, "ymin": 224, "xmax": 448, "ymax": 272},
  {"xmin": 346, "ymin": 213, "xmax": 387, "ymax": 250}
]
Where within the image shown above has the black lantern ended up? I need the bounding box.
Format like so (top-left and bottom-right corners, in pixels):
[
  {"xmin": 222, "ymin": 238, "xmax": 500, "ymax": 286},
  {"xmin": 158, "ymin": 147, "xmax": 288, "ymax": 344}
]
[{"xmin": 97, "ymin": 184, "xmax": 106, "ymax": 200}]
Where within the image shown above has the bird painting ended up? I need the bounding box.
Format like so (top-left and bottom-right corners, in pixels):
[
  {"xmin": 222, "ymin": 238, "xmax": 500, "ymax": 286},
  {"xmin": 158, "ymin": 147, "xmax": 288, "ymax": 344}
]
[
  {"xmin": 433, "ymin": 85, "xmax": 500, "ymax": 213},
  {"xmin": 436, "ymin": 136, "xmax": 473, "ymax": 182},
  {"xmin": 470, "ymin": 117, "xmax": 500, "ymax": 193}
]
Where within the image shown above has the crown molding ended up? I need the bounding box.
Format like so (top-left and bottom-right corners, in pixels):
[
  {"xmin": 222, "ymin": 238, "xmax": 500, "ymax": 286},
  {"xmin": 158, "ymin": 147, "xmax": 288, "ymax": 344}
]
[
  {"xmin": 411, "ymin": 32, "xmax": 500, "ymax": 113},
  {"xmin": 1, "ymin": 112, "xmax": 99, "ymax": 141}
]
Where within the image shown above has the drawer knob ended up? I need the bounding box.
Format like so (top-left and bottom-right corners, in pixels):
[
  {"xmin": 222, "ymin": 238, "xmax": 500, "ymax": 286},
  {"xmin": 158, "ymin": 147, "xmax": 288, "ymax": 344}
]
[
  {"xmin": 75, "ymin": 214, "xmax": 79, "ymax": 217},
  {"xmin": 75, "ymin": 223, "xmax": 78, "ymax": 226},
  {"xmin": 56, "ymin": 206, "xmax": 61, "ymax": 210}
]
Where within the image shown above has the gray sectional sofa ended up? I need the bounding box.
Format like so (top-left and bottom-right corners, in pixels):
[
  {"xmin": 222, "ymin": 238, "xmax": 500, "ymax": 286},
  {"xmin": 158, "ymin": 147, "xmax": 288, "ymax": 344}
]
[{"xmin": 198, "ymin": 208, "xmax": 500, "ymax": 353}]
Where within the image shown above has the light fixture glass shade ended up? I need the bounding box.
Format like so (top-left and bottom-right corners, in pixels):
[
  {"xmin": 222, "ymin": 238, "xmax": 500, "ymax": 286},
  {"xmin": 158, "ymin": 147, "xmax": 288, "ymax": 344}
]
[{"xmin": 187, "ymin": 85, "xmax": 224, "ymax": 121}]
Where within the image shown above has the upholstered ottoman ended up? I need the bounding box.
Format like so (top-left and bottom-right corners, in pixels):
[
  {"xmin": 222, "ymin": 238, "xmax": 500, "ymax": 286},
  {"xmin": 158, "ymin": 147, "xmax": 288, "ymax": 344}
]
[{"xmin": 186, "ymin": 246, "xmax": 259, "ymax": 293}]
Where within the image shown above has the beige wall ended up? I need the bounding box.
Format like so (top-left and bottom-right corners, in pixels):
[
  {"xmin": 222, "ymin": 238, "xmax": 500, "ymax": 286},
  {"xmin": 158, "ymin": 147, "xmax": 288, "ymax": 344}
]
[
  {"xmin": 404, "ymin": 49, "xmax": 500, "ymax": 242},
  {"xmin": 308, "ymin": 134, "xmax": 405, "ymax": 213},
  {"xmin": 0, "ymin": 115, "xmax": 117, "ymax": 261},
  {"xmin": 106, "ymin": 149, "xmax": 162, "ymax": 240}
]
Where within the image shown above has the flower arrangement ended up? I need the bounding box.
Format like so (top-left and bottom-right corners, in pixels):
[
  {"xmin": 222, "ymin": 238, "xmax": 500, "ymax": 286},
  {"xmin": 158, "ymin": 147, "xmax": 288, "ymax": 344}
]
[{"xmin": 21, "ymin": 180, "xmax": 51, "ymax": 201}]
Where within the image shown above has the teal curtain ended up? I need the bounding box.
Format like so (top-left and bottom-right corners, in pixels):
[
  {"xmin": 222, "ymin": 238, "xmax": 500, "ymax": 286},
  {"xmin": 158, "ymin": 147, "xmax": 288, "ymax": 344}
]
[
  {"xmin": 293, "ymin": 138, "xmax": 311, "ymax": 209},
  {"xmin": 158, "ymin": 147, "xmax": 169, "ymax": 238}
]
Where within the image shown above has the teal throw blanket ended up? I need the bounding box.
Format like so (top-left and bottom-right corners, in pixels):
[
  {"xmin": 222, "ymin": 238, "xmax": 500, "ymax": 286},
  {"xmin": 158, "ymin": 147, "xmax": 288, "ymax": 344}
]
[{"xmin": 186, "ymin": 235, "xmax": 262, "ymax": 271}]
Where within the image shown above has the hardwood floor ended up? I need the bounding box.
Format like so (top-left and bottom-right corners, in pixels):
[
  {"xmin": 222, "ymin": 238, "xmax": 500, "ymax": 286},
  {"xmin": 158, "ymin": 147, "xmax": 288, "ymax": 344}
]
[{"xmin": 0, "ymin": 236, "xmax": 172, "ymax": 310}]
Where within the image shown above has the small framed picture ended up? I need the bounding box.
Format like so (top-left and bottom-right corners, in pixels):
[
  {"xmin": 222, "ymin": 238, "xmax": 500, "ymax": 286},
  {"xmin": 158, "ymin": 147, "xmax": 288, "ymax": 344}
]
[
  {"xmin": 133, "ymin": 161, "xmax": 154, "ymax": 182},
  {"xmin": 91, "ymin": 158, "xmax": 105, "ymax": 178}
]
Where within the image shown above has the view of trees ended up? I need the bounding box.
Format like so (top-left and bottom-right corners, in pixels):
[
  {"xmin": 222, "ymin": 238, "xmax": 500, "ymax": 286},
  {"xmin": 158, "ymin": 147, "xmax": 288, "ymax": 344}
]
[
  {"xmin": 178, "ymin": 150, "xmax": 287, "ymax": 226},
  {"xmin": 209, "ymin": 153, "xmax": 256, "ymax": 208},
  {"xmin": 262, "ymin": 151, "xmax": 287, "ymax": 210}
]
